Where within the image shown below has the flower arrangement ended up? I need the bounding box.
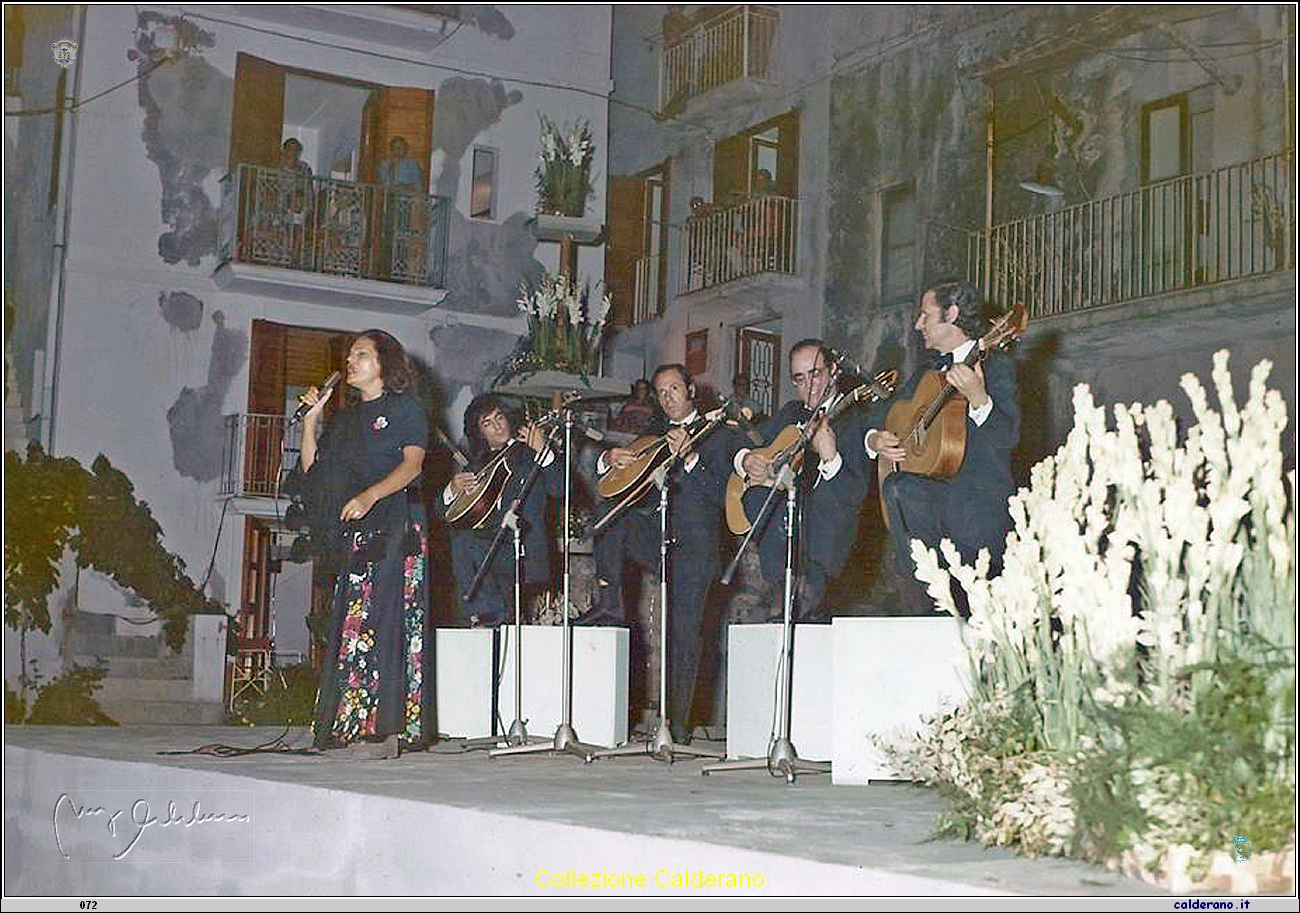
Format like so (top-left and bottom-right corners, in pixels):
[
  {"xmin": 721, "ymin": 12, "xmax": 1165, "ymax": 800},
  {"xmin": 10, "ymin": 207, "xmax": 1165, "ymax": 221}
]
[
  {"xmin": 507, "ymin": 271, "xmax": 612, "ymax": 377},
  {"xmin": 535, "ymin": 114, "xmax": 594, "ymax": 217},
  {"xmin": 880, "ymin": 350, "xmax": 1295, "ymax": 892}
]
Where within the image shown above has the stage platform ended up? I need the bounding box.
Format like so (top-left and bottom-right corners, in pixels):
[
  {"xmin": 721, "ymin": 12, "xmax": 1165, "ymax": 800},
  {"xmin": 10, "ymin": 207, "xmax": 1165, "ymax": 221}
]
[{"xmin": 3, "ymin": 724, "xmax": 1167, "ymax": 899}]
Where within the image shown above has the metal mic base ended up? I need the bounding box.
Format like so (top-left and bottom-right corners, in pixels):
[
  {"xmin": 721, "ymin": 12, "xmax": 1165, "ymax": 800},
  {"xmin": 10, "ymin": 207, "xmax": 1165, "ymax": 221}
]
[
  {"xmin": 490, "ymin": 722, "xmax": 601, "ymax": 762},
  {"xmin": 592, "ymin": 718, "xmax": 722, "ymax": 764},
  {"xmin": 701, "ymin": 737, "xmax": 830, "ymax": 784}
]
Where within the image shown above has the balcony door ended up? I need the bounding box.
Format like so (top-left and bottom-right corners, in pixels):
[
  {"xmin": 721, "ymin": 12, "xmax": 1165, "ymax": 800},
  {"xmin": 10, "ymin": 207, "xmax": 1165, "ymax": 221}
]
[{"xmin": 606, "ymin": 162, "xmax": 670, "ymax": 327}]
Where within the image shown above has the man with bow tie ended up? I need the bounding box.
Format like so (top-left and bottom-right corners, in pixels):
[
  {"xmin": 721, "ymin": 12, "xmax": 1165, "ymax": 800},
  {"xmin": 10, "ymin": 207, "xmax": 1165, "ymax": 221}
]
[
  {"xmin": 586, "ymin": 364, "xmax": 736, "ymax": 744},
  {"xmin": 865, "ymin": 281, "xmax": 1020, "ymax": 609},
  {"xmin": 734, "ymin": 339, "xmax": 873, "ymax": 623}
]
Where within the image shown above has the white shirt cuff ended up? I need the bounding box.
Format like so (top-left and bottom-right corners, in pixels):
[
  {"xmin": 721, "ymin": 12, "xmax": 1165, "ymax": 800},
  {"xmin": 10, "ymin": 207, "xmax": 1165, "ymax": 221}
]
[
  {"xmin": 969, "ymin": 398, "xmax": 993, "ymax": 426},
  {"xmin": 818, "ymin": 452, "xmax": 842, "ymax": 481}
]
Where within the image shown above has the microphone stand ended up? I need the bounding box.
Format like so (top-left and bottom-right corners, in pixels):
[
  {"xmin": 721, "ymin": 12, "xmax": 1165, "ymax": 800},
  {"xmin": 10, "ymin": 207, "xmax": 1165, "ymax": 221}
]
[
  {"xmin": 459, "ymin": 427, "xmax": 559, "ymax": 751},
  {"xmin": 703, "ymin": 465, "xmax": 831, "ymax": 783},
  {"xmin": 593, "ymin": 464, "xmax": 721, "ymax": 764},
  {"xmin": 492, "ymin": 408, "xmax": 601, "ymax": 762}
]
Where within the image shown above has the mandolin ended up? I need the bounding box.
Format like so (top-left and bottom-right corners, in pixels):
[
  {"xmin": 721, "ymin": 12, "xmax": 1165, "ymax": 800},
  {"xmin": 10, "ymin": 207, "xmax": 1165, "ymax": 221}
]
[
  {"xmin": 877, "ymin": 303, "xmax": 1027, "ymax": 491},
  {"xmin": 725, "ymin": 370, "xmax": 898, "ymax": 536},
  {"xmin": 596, "ymin": 402, "xmax": 731, "ymax": 500},
  {"xmin": 445, "ymin": 395, "xmax": 576, "ymax": 530}
]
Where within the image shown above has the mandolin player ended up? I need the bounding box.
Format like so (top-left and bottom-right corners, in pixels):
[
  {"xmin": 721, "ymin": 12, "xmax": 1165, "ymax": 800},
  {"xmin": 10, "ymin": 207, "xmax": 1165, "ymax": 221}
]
[
  {"xmin": 732, "ymin": 339, "xmax": 875, "ymax": 624},
  {"xmin": 585, "ymin": 364, "xmax": 737, "ymax": 745},
  {"xmin": 442, "ymin": 393, "xmax": 558, "ymax": 627},
  {"xmin": 864, "ymin": 282, "xmax": 1020, "ymax": 612}
]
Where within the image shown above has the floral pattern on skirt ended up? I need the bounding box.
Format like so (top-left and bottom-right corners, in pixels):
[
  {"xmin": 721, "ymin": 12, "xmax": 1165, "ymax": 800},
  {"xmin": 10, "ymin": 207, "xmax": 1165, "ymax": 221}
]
[{"xmin": 316, "ymin": 519, "xmax": 427, "ymax": 747}]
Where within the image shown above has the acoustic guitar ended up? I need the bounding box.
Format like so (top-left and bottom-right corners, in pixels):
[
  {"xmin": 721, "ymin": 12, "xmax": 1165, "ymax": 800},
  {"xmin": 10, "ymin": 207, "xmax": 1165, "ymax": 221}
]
[
  {"xmin": 596, "ymin": 402, "xmax": 731, "ymax": 500},
  {"xmin": 725, "ymin": 370, "xmax": 898, "ymax": 536},
  {"xmin": 877, "ymin": 303, "xmax": 1028, "ymax": 492}
]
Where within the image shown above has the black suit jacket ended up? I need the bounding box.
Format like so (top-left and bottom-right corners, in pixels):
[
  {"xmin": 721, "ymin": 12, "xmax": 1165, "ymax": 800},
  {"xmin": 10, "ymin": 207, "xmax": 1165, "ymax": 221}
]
[
  {"xmin": 873, "ymin": 348, "xmax": 1019, "ymax": 550},
  {"xmin": 743, "ymin": 392, "xmax": 872, "ymax": 580},
  {"xmin": 450, "ymin": 441, "xmax": 557, "ymax": 583}
]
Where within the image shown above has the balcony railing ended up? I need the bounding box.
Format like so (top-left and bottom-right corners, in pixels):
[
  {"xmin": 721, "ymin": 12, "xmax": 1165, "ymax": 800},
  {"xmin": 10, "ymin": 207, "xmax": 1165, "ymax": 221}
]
[
  {"xmin": 221, "ymin": 413, "xmax": 302, "ymax": 498},
  {"xmin": 968, "ymin": 151, "xmax": 1294, "ymax": 317},
  {"xmin": 660, "ymin": 5, "xmax": 777, "ymax": 114},
  {"xmin": 218, "ymin": 164, "xmax": 450, "ymax": 287},
  {"xmin": 678, "ymin": 193, "xmax": 798, "ymax": 295},
  {"xmin": 631, "ymin": 254, "xmax": 663, "ymax": 325}
]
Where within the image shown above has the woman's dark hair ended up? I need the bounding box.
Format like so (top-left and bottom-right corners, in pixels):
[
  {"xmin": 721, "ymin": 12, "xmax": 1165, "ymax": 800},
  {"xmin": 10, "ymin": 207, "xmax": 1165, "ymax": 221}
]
[
  {"xmin": 358, "ymin": 329, "xmax": 416, "ymax": 394},
  {"xmin": 462, "ymin": 393, "xmax": 519, "ymax": 460},
  {"xmin": 926, "ymin": 282, "xmax": 988, "ymax": 339}
]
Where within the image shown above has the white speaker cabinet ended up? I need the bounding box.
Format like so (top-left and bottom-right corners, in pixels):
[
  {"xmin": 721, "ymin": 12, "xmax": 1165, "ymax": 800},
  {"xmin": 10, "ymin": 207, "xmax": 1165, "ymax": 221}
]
[
  {"xmin": 724, "ymin": 623, "xmax": 833, "ymax": 762},
  {"xmin": 496, "ymin": 625, "xmax": 629, "ymax": 749},
  {"xmin": 434, "ymin": 627, "xmax": 496, "ymax": 739},
  {"xmin": 830, "ymin": 616, "xmax": 969, "ymax": 785}
]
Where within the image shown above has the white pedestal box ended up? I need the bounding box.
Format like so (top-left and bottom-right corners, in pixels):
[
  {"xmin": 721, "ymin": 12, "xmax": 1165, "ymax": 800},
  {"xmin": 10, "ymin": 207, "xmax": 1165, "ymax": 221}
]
[
  {"xmin": 830, "ymin": 616, "xmax": 969, "ymax": 785},
  {"xmin": 724, "ymin": 624, "xmax": 833, "ymax": 762},
  {"xmin": 434, "ymin": 628, "xmax": 496, "ymax": 739},
  {"xmin": 496, "ymin": 625, "xmax": 629, "ymax": 749}
]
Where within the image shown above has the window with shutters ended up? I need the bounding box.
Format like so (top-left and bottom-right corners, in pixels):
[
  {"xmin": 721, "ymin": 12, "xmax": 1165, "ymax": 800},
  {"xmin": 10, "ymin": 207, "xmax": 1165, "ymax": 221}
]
[
  {"xmin": 605, "ymin": 161, "xmax": 670, "ymax": 327},
  {"xmin": 224, "ymin": 54, "xmax": 444, "ymax": 285}
]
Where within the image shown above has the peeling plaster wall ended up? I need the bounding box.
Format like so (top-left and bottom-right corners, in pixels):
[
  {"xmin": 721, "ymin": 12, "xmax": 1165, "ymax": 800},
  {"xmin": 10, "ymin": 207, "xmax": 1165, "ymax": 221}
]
[{"xmin": 25, "ymin": 4, "xmax": 612, "ymax": 631}]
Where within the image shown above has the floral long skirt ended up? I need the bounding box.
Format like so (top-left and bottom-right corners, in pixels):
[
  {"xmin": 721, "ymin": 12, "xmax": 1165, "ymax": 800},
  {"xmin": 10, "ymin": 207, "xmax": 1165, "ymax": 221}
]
[{"xmin": 313, "ymin": 513, "xmax": 427, "ymax": 748}]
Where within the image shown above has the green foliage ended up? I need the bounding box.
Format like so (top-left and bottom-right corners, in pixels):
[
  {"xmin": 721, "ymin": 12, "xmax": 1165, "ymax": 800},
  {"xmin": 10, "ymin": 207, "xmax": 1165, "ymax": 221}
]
[
  {"xmin": 226, "ymin": 663, "xmax": 319, "ymax": 726},
  {"xmin": 9, "ymin": 664, "xmax": 118, "ymax": 725},
  {"xmin": 3, "ymin": 443, "xmax": 224, "ymax": 649},
  {"xmin": 897, "ymin": 352, "xmax": 1296, "ymax": 881}
]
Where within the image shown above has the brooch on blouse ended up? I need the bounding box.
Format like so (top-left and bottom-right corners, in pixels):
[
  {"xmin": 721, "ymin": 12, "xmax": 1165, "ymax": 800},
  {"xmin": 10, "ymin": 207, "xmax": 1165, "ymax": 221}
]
[{"xmin": 372, "ymin": 416, "xmax": 389, "ymax": 430}]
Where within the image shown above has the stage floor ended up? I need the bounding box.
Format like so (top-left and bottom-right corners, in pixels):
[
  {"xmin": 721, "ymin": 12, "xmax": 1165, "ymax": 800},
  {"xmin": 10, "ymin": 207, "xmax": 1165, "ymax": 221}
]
[{"xmin": 4, "ymin": 724, "xmax": 1166, "ymax": 898}]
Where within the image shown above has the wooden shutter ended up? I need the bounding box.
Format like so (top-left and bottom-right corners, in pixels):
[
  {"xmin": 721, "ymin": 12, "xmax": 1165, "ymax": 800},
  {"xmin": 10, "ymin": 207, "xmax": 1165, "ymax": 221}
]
[
  {"xmin": 713, "ymin": 131, "xmax": 749, "ymax": 205},
  {"xmin": 230, "ymin": 54, "xmax": 285, "ymax": 168},
  {"xmin": 362, "ymin": 86, "xmax": 435, "ymax": 190},
  {"xmin": 605, "ymin": 175, "xmax": 646, "ymax": 328},
  {"xmin": 248, "ymin": 319, "xmax": 287, "ymax": 414},
  {"xmin": 774, "ymin": 110, "xmax": 800, "ymax": 197}
]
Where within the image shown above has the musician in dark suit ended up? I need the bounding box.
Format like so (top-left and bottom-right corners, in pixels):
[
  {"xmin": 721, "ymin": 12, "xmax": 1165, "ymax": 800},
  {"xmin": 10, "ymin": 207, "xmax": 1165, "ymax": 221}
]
[
  {"xmin": 586, "ymin": 364, "xmax": 734, "ymax": 744},
  {"xmin": 442, "ymin": 394, "xmax": 556, "ymax": 627},
  {"xmin": 865, "ymin": 281, "xmax": 1019, "ymax": 603},
  {"xmin": 734, "ymin": 340, "xmax": 872, "ymax": 623}
]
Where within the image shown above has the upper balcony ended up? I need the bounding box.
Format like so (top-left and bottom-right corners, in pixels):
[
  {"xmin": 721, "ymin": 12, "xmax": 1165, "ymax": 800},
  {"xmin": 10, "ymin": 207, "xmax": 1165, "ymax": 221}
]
[
  {"xmin": 215, "ymin": 163, "xmax": 451, "ymax": 314},
  {"xmin": 967, "ymin": 151, "xmax": 1294, "ymax": 319},
  {"xmin": 658, "ymin": 5, "xmax": 778, "ymax": 121}
]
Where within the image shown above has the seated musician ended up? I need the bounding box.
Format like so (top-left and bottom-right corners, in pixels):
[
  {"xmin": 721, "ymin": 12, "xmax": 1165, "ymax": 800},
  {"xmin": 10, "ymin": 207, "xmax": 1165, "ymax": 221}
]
[
  {"xmin": 442, "ymin": 394, "xmax": 557, "ymax": 627},
  {"xmin": 733, "ymin": 339, "xmax": 872, "ymax": 623},
  {"xmin": 864, "ymin": 281, "xmax": 1020, "ymax": 611},
  {"xmin": 585, "ymin": 364, "xmax": 736, "ymax": 745}
]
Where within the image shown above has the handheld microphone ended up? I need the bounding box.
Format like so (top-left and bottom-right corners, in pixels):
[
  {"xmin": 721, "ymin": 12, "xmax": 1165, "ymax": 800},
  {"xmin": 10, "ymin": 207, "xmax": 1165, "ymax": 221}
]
[{"xmin": 289, "ymin": 371, "xmax": 341, "ymax": 424}]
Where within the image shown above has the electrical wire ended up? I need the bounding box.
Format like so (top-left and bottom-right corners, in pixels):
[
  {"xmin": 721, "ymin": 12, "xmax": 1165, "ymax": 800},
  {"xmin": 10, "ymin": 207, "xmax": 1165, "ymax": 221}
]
[{"xmin": 5, "ymin": 54, "xmax": 173, "ymax": 117}]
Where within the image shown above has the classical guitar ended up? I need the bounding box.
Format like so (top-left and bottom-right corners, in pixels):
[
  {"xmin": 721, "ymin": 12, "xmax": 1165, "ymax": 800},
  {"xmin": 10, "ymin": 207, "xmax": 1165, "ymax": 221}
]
[
  {"xmin": 725, "ymin": 370, "xmax": 899, "ymax": 536},
  {"xmin": 445, "ymin": 395, "xmax": 575, "ymax": 530},
  {"xmin": 596, "ymin": 401, "xmax": 732, "ymax": 500},
  {"xmin": 877, "ymin": 302, "xmax": 1028, "ymax": 490}
]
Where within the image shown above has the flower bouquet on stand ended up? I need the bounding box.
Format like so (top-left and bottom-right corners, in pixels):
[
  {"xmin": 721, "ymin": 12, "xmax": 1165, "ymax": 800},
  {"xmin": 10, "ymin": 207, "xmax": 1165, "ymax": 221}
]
[
  {"xmin": 536, "ymin": 115, "xmax": 594, "ymax": 218},
  {"xmin": 498, "ymin": 271, "xmax": 612, "ymax": 384}
]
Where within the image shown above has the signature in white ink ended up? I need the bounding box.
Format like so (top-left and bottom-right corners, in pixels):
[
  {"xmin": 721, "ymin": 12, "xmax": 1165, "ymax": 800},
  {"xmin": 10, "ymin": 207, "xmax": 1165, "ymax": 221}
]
[{"xmin": 54, "ymin": 793, "xmax": 250, "ymax": 860}]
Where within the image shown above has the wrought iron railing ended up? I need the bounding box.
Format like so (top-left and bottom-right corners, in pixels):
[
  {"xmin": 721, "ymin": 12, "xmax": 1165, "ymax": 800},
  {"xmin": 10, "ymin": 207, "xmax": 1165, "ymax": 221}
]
[
  {"xmin": 678, "ymin": 193, "xmax": 798, "ymax": 295},
  {"xmin": 659, "ymin": 5, "xmax": 778, "ymax": 113},
  {"xmin": 220, "ymin": 413, "xmax": 302, "ymax": 498},
  {"xmin": 218, "ymin": 164, "xmax": 450, "ymax": 287},
  {"xmin": 968, "ymin": 151, "xmax": 1294, "ymax": 316}
]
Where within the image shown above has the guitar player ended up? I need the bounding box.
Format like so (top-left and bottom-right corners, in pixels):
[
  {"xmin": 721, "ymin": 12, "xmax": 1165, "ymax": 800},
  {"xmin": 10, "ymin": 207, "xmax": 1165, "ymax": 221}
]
[
  {"xmin": 733, "ymin": 339, "xmax": 874, "ymax": 623},
  {"xmin": 865, "ymin": 281, "xmax": 1020, "ymax": 612},
  {"xmin": 585, "ymin": 364, "xmax": 737, "ymax": 745},
  {"xmin": 442, "ymin": 393, "xmax": 558, "ymax": 627}
]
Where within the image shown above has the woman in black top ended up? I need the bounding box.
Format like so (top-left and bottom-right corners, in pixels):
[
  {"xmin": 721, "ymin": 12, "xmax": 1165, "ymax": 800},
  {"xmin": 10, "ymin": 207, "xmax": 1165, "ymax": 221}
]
[{"xmin": 299, "ymin": 329, "xmax": 428, "ymax": 758}]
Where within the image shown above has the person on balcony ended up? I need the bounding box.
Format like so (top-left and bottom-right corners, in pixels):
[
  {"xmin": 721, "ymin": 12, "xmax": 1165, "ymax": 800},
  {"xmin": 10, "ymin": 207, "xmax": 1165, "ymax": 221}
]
[
  {"xmin": 297, "ymin": 329, "xmax": 429, "ymax": 760},
  {"xmin": 685, "ymin": 195, "xmax": 715, "ymax": 290},
  {"xmin": 277, "ymin": 138, "xmax": 313, "ymax": 267},
  {"xmin": 377, "ymin": 136, "xmax": 426, "ymax": 281},
  {"xmin": 747, "ymin": 168, "xmax": 781, "ymax": 272}
]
